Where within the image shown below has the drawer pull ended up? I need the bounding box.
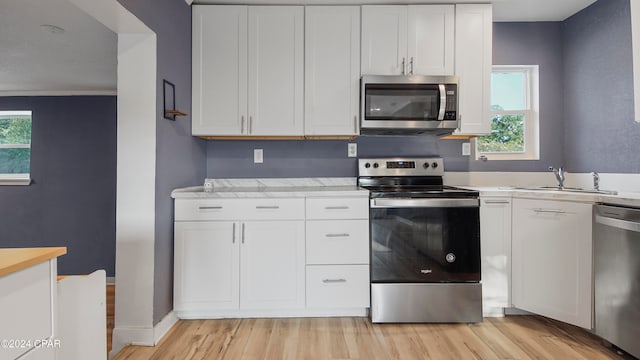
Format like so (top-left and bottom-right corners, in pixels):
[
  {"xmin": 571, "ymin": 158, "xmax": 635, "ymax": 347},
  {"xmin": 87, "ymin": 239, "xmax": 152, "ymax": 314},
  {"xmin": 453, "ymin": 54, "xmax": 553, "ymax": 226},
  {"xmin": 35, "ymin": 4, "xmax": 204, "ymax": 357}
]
[
  {"xmin": 484, "ymin": 200, "xmax": 509, "ymax": 205},
  {"xmin": 199, "ymin": 206, "xmax": 223, "ymax": 210},
  {"xmin": 322, "ymin": 279, "xmax": 347, "ymax": 283},
  {"xmin": 325, "ymin": 206, "xmax": 349, "ymax": 210},
  {"xmin": 232, "ymin": 223, "xmax": 236, "ymax": 244},
  {"xmin": 256, "ymin": 206, "xmax": 280, "ymax": 210},
  {"xmin": 325, "ymin": 233, "xmax": 350, "ymax": 238},
  {"xmin": 533, "ymin": 208, "xmax": 565, "ymax": 214}
]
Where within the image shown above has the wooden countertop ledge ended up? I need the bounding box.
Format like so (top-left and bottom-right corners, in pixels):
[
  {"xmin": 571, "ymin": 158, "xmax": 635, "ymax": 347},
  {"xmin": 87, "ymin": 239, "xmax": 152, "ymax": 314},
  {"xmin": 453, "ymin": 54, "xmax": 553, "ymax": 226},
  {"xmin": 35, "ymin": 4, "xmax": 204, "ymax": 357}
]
[{"xmin": 0, "ymin": 247, "xmax": 67, "ymax": 278}]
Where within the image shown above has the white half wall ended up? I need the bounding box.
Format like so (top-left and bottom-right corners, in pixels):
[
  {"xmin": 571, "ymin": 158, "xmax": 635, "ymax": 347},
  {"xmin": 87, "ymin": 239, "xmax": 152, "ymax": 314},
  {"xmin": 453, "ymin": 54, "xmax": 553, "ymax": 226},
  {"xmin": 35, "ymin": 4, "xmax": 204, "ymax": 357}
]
[{"xmin": 67, "ymin": 0, "xmax": 159, "ymax": 357}]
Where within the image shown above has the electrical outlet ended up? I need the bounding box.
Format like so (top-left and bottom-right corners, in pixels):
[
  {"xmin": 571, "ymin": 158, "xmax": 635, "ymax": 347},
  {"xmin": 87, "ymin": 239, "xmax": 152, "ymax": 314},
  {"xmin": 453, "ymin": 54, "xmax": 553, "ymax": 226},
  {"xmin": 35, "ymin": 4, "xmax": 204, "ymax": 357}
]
[
  {"xmin": 462, "ymin": 142, "xmax": 471, "ymax": 156},
  {"xmin": 348, "ymin": 143, "xmax": 357, "ymax": 157},
  {"xmin": 254, "ymin": 149, "xmax": 263, "ymax": 163}
]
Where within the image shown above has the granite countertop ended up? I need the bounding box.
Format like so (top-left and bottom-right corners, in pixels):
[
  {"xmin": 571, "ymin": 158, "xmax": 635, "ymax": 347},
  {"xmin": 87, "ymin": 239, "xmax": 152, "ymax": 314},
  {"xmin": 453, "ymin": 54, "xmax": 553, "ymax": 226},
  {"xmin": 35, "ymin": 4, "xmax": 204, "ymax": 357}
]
[
  {"xmin": 0, "ymin": 247, "xmax": 67, "ymax": 278},
  {"xmin": 171, "ymin": 178, "xmax": 369, "ymax": 199}
]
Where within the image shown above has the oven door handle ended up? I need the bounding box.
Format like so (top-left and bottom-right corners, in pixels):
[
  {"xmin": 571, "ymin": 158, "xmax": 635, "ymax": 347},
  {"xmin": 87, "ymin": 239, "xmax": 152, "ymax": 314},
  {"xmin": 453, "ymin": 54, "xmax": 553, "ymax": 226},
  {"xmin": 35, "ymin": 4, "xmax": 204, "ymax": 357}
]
[{"xmin": 371, "ymin": 198, "xmax": 479, "ymax": 208}]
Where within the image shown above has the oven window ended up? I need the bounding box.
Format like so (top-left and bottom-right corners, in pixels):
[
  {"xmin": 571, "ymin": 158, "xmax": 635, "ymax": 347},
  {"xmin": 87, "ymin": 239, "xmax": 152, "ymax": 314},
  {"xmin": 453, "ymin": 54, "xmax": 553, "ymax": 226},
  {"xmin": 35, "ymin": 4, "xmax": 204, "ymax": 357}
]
[
  {"xmin": 370, "ymin": 206, "xmax": 480, "ymax": 283},
  {"xmin": 364, "ymin": 84, "xmax": 440, "ymax": 120}
]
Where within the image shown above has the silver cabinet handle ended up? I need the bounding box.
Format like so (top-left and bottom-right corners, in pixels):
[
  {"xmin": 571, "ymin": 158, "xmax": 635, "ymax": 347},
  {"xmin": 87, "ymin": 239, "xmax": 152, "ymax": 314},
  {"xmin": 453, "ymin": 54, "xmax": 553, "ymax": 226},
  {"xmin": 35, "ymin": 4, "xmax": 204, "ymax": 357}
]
[
  {"xmin": 249, "ymin": 116, "xmax": 253, "ymax": 134},
  {"xmin": 241, "ymin": 223, "xmax": 245, "ymax": 244},
  {"xmin": 325, "ymin": 233, "xmax": 350, "ymax": 238},
  {"xmin": 401, "ymin": 57, "xmax": 406, "ymax": 75},
  {"xmin": 232, "ymin": 223, "xmax": 236, "ymax": 244},
  {"xmin": 354, "ymin": 115, "xmax": 357, "ymax": 133},
  {"xmin": 533, "ymin": 209, "xmax": 566, "ymax": 214},
  {"xmin": 241, "ymin": 115, "xmax": 245, "ymax": 134},
  {"xmin": 409, "ymin": 57, "xmax": 414, "ymax": 74},
  {"xmin": 199, "ymin": 206, "xmax": 223, "ymax": 210},
  {"xmin": 325, "ymin": 206, "xmax": 349, "ymax": 210},
  {"xmin": 483, "ymin": 200, "xmax": 510, "ymax": 205},
  {"xmin": 322, "ymin": 279, "xmax": 347, "ymax": 283},
  {"xmin": 256, "ymin": 206, "xmax": 280, "ymax": 209}
]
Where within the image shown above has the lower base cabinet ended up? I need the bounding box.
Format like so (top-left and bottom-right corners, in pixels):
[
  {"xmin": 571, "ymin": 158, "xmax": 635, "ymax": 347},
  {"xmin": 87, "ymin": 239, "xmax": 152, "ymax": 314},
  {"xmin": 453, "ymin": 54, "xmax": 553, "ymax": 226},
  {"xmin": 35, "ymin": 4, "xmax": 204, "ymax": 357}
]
[
  {"xmin": 174, "ymin": 196, "xmax": 369, "ymax": 318},
  {"xmin": 511, "ymin": 198, "xmax": 593, "ymax": 329},
  {"xmin": 306, "ymin": 265, "xmax": 369, "ymax": 308}
]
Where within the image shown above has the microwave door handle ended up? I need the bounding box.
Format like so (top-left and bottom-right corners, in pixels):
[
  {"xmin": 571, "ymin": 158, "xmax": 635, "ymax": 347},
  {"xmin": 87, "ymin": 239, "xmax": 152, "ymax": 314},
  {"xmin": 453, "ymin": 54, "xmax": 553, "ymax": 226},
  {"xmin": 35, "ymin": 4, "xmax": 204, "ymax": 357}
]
[{"xmin": 438, "ymin": 84, "xmax": 446, "ymax": 120}]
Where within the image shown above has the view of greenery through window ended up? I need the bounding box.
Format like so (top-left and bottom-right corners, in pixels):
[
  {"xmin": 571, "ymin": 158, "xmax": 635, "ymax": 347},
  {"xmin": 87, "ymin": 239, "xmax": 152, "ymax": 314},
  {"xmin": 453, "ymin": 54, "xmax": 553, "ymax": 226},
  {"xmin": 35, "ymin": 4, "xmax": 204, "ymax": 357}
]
[
  {"xmin": 477, "ymin": 70, "xmax": 527, "ymax": 154},
  {"xmin": 0, "ymin": 111, "xmax": 32, "ymax": 175}
]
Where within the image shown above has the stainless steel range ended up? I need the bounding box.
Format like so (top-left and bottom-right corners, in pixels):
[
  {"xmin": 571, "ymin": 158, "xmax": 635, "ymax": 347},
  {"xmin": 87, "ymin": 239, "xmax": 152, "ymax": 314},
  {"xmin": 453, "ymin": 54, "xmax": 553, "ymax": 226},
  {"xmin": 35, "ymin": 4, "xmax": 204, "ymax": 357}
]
[{"xmin": 358, "ymin": 157, "xmax": 482, "ymax": 323}]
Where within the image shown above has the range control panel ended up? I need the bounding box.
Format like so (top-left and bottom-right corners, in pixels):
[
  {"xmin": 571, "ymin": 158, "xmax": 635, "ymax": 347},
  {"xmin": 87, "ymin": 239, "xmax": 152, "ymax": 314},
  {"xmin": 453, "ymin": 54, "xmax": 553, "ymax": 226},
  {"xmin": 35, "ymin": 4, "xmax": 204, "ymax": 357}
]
[{"xmin": 358, "ymin": 158, "xmax": 444, "ymax": 177}]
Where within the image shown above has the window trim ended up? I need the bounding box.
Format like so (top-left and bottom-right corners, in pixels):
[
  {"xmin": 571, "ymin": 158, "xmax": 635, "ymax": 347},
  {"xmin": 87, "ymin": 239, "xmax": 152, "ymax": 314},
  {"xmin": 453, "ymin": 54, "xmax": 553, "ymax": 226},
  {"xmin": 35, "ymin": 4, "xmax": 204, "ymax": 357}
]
[
  {"xmin": 475, "ymin": 65, "xmax": 540, "ymax": 161},
  {"xmin": 0, "ymin": 110, "xmax": 32, "ymax": 185}
]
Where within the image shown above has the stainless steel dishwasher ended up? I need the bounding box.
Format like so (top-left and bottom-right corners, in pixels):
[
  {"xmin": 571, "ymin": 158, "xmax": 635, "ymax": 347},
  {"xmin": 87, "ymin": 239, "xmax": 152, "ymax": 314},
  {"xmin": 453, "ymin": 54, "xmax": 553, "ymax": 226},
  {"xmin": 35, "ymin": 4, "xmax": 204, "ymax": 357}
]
[{"xmin": 593, "ymin": 204, "xmax": 640, "ymax": 358}]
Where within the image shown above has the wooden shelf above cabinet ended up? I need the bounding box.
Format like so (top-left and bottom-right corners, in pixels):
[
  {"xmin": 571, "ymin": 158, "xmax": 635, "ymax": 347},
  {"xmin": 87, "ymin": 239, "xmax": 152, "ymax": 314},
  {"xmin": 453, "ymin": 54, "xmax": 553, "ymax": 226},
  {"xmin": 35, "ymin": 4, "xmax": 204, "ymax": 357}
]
[
  {"xmin": 198, "ymin": 135, "xmax": 358, "ymax": 141},
  {"xmin": 440, "ymin": 134, "xmax": 479, "ymax": 140}
]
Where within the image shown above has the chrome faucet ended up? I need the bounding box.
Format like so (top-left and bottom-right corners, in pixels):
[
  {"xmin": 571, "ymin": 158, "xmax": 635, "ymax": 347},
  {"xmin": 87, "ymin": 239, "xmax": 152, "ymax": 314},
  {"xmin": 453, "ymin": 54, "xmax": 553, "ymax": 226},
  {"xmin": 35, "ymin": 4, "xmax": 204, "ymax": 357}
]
[
  {"xmin": 549, "ymin": 166, "xmax": 565, "ymax": 189},
  {"xmin": 592, "ymin": 172, "xmax": 600, "ymax": 191}
]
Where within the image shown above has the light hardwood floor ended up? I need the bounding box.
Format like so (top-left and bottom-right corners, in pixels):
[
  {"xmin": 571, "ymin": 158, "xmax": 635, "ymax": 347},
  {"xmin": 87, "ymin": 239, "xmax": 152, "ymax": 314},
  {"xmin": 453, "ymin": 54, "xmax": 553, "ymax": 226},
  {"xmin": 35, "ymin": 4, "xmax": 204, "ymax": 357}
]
[{"xmin": 113, "ymin": 316, "xmax": 631, "ymax": 359}]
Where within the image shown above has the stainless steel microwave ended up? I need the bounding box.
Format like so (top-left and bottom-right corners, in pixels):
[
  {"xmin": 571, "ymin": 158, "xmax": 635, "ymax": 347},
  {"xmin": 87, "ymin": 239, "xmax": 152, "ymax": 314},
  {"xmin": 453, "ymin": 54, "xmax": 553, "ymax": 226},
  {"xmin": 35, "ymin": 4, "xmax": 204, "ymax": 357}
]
[{"xmin": 360, "ymin": 75, "xmax": 459, "ymax": 135}]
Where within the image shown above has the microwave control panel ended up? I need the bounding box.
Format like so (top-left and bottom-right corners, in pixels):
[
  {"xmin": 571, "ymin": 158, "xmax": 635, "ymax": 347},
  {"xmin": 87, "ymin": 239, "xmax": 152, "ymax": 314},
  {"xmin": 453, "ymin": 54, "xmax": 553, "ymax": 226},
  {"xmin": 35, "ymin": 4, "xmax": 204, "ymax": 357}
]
[{"xmin": 444, "ymin": 84, "xmax": 458, "ymax": 120}]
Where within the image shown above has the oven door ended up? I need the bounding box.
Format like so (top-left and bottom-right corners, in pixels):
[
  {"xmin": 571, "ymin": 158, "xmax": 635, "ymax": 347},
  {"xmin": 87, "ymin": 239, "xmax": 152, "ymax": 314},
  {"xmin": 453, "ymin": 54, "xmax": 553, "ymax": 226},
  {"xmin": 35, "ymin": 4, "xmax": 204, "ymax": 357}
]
[{"xmin": 370, "ymin": 198, "xmax": 480, "ymax": 283}]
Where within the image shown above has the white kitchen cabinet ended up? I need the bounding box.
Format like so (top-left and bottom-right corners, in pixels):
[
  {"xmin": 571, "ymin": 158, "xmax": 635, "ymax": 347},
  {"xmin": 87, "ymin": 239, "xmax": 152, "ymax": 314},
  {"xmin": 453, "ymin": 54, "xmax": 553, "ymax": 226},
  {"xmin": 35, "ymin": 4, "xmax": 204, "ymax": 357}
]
[
  {"xmin": 192, "ymin": 5, "xmax": 303, "ymax": 136},
  {"xmin": 511, "ymin": 198, "xmax": 593, "ymax": 329},
  {"xmin": 174, "ymin": 221, "xmax": 239, "ymax": 312},
  {"xmin": 453, "ymin": 4, "xmax": 493, "ymax": 135},
  {"xmin": 240, "ymin": 221, "xmax": 305, "ymax": 309},
  {"xmin": 304, "ymin": 6, "xmax": 360, "ymax": 136},
  {"xmin": 480, "ymin": 196, "xmax": 512, "ymax": 317},
  {"xmin": 174, "ymin": 198, "xmax": 305, "ymax": 317},
  {"xmin": 361, "ymin": 5, "xmax": 454, "ymax": 76},
  {"xmin": 305, "ymin": 197, "xmax": 370, "ymax": 309},
  {"xmin": 192, "ymin": 5, "xmax": 247, "ymax": 136},
  {"xmin": 248, "ymin": 6, "xmax": 304, "ymax": 135}
]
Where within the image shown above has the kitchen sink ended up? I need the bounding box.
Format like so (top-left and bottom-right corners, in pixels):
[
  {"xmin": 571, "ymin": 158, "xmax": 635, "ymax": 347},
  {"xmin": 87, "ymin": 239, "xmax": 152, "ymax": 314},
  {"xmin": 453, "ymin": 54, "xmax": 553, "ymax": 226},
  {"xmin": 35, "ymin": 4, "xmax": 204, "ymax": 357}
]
[{"xmin": 511, "ymin": 186, "xmax": 618, "ymax": 195}]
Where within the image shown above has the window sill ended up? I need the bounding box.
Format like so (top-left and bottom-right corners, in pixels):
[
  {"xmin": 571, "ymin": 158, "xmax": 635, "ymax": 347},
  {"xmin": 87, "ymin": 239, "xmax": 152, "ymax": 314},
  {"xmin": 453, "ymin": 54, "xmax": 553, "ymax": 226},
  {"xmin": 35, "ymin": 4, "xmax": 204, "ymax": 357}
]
[{"xmin": 0, "ymin": 175, "xmax": 31, "ymax": 186}]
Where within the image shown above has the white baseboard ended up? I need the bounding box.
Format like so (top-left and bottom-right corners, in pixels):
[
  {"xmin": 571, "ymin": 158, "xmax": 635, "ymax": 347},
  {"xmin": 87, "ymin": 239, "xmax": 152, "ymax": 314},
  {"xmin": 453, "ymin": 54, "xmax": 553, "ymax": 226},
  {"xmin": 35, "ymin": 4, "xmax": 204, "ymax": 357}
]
[
  {"xmin": 109, "ymin": 311, "xmax": 178, "ymax": 359},
  {"xmin": 175, "ymin": 307, "xmax": 369, "ymax": 319},
  {"xmin": 154, "ymin": 311, "xmax": 178, "ymax": 345}
]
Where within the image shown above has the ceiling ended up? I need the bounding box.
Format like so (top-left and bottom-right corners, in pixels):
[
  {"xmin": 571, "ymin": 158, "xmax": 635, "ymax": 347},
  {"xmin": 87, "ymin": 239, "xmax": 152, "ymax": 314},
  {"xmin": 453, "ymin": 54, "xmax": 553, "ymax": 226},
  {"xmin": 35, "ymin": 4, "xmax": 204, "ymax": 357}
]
[
  {"xmin": 1, "ymin": 0, "xmax": 596, "ymax": 94},
  {"xmin": 0, "ymin": 0, "xmax": 117, "ymax": 95}
]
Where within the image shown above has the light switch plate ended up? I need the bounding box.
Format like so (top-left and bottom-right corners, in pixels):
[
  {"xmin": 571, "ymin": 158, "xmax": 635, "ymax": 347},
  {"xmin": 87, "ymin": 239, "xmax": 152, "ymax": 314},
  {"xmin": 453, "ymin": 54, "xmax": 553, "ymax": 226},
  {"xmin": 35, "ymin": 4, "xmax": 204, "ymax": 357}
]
[
  {"xmin": 462, "ymin": 142, "xmax": 471, "ymax": 156},
  {"xmin": 348, "ymin": 143, "xmax": 357, "ymax": 157},
  {"xmin": 254, "ymin": 149, "xmax": 263, "ymax": 163}
]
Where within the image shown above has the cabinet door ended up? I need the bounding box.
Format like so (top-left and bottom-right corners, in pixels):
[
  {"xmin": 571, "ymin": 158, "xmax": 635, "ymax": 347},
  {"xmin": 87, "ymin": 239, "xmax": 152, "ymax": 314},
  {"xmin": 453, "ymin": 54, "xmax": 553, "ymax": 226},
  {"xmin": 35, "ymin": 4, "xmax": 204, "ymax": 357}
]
[
  {"xmin": 240, "ymin": 221, "xmax": 305, "ymax": 309},
  {"xmin": 174, "ymin": 221, "xmax": 239, "ymax": 312},
  {"xmin": 192, "ymin": 6, "xmax": 247, "ymax": 136},
  {"xmin": 304, "ymin": 6, "xmax": 360, "ymax": 136},
  {"xmin": 511, "ymin": 199, "xmax": 593, "ymax": 329},
  {"xmin": 361, "ymin": 5, "xmax": 408, "ymax": 75},
  {"xmin": 248, "ymin": 6, "xmax": 304, "ymax": 135},
  {"xmin": 454, "ymin": 4, "xmax": 492, "ymax": 135},
  {"xmin": 480, "ymin": 197, "xmax": 512, "ymax": 317},
  {"xmin": 407, "ymin": 5, "xmax": 454, "ymax": 75}
]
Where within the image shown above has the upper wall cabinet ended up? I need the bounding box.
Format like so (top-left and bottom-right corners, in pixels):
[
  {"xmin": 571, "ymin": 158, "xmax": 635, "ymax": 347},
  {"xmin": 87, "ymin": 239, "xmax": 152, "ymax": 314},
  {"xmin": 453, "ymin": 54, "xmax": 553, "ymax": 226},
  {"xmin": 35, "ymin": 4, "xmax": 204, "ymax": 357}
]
[
  {"xmin": 361, "ymin": 5, "xmax": 454, "ymax": 76},
  {"xmin": 453, "ymin": 4, "xmax": 493, "ymax": 135},
  {"xmin": 305, "ymin": 6, "xmax": 360, "ymax": 136},
  {"xmin": 192, "ymin": 5, "xmax": 304, "ymax": 136}
]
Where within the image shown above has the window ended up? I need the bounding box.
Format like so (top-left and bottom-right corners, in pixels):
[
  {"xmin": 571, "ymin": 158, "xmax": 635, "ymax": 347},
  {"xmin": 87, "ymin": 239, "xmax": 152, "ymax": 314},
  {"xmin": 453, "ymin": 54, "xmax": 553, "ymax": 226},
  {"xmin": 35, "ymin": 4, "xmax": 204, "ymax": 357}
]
[
  {"xmin": 476, "ymin": 65, "xmax": 539, "ymax": 160},
  {"xmin": 0, "ymin": 111, "xmax": 32, "ymax": 184}
]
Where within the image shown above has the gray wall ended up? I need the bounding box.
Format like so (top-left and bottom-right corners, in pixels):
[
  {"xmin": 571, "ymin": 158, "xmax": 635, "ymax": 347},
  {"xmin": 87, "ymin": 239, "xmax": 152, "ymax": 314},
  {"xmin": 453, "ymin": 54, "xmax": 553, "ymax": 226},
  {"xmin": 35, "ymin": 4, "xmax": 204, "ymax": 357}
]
[
  {"xmin": 469, "ymin": 22, "xmax": 566, "ymax": 172},
  {"xmin": 117, "ymin": 0, "xmax": 207, "ymax": 325},
  {"xmin": 206, "ymin": 136, "xmax": 468, "ymax": 177},
  {"xmin": 563, "ymin": 0, "xmax": 640, "ymax": 173},
  {"xmin": 0, "ymin": 96, "xmax": 116, "ymax": 276}
]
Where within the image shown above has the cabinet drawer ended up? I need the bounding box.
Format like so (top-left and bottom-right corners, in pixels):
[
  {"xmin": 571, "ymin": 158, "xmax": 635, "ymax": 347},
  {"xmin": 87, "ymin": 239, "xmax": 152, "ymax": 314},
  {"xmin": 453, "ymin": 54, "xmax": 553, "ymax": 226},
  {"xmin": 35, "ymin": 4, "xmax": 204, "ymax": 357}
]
[
  {"xmin": 306, "ymin": 197, "xmax": 369, "ymax": 220},
  {"xmin": 306, "ymin": 220, "xmax": 369, "ymax": 264},
  {"xmin": 175, "ymin": 198, "xmax": 305, "ymax": 221},
  {"xmin": 306, "ymin": 265, "xmax": 370, "ymax": 308}
]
